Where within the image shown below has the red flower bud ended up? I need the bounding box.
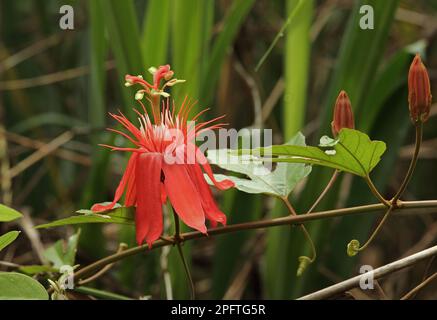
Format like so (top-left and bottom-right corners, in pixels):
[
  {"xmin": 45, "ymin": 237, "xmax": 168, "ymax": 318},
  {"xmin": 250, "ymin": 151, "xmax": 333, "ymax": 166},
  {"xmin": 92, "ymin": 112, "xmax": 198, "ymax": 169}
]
[
  {"xmin": 408, "ymin": 54, "xmax": 432, "ymax": 123},
  {"xmin": 331, "ymin": 90, "xmax": 355, "ymax": 136}
]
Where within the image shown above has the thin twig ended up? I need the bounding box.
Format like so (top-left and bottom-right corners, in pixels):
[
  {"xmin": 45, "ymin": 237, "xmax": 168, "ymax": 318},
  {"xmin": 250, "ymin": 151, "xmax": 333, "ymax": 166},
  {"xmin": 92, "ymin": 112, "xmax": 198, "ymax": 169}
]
[
  {"xmin": 306, "ymin": 170, "xmax": 339, "ymax": 214},
  {"xmin": 78, "ymin": 243, "xmax": 127, "ymax": 286},
  {"xmin": 0, "ymin": 61, "xmax": 115, "ymax": 90},
  {"xmin": 255, "ymin": 0, "xmax": 304, "ymax": 71},
  {"xmin": 233, "ymin": 59, "xmax": 263, "ymax": 128},
  {"xmin": 4, "ymin": 130, "xmax": 91, "ymax": 166},
  {"xmin": 8, "ymin": 131, "xmax": 75, "ymax": 178},
  {"xmin": 18, "ymin": 210, "xmax": 48, "ymax": 265},
  {"xmin": 299, "ymin": 244, "xmax": 437, "ymax": 300},
  {"xmin": 357, "ymin": 122, "xmax": 424, "ymax": 252},
  {"xmin": 261, "ymin": 78, "xmax": 285, "ymax": 122},
  {"xmin": 401, "ymin": 272, "xmax": 437, "ymax": 300},
  {"xmin": 393, "ymin": 122, "xmax": 423, "ymax": 202},
  {"xmin": 364, "ymin": 175, "xmax": 390, "ymax": 207},
  {"xmin": 0, "ymin": 33, "xmax": 62, "ymax": 72},
  {"xmin": 282, "ymin": 197, "xmax": 316, "ymax": 263}
]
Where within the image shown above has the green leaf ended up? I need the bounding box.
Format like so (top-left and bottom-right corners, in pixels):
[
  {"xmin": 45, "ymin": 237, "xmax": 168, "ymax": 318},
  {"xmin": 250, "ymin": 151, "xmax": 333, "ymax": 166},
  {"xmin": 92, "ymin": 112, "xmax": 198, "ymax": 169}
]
[
  {"xmin": 43, "ymin": 230, "xmax": 81, "ymax": 268},
  {"xmin": 0, "ymin": 272, "xmax": 48, "ymax": 300},
  {"xmin": 18, "ymin": 265, "xmax": 58, "ymax": 275},
  {"xmin": 252, "ymin": 129, "xmax": 386, "ymax": 177},
  {"xmin": 0, "ymin": 204, "xmax": 23, "ymax": 222},
  {"xmin": 36, "ymin": 205, "xmax": 134, "ymax": 229},
  {"xmin": 207, "ymin": 132, "xmax": 311, "ymax": 198},
  {"xmin": 0, "ymin": 231, "xmax": 20, "ymax": 251}
]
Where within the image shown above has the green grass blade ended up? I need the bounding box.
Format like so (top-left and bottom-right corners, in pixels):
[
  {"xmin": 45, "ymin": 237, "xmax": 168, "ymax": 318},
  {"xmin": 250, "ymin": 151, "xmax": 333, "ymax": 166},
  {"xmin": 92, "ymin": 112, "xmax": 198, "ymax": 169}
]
[
  {"xmin": 318, "ymin": 0, "xmax": 400, "ymax": 136},
  {"xmin": 264, "ymin": 0, "xmax": 313, "ymax": 299},
  {"xmin": 141, "ymin": 0, "xmax": 171, "ymax": 67},
  {"xmin": 201, "ymin": 0, "xmax": 255, "ymax": 103},
  {"xmin": 79, "ymin": 0, "xmax": 109, "ymax": 258},
  {"xmin": 101, "ymin": 0, "xmax": 144, "ymax": 110}
]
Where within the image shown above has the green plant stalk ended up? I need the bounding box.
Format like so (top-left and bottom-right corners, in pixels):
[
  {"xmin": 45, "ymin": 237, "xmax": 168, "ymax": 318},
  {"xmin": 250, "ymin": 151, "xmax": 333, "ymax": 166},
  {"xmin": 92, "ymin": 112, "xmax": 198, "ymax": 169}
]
[
  {"xmin": 265, "ymin": 0, "xmax": 313, "ymax": 299},
  {"xmin": 173, "ymin": 211, "xmax": 195, "ymax": 300},
  {"xmin": 65, "ymin": 200, "xmax": 437, "ymax": 287}
]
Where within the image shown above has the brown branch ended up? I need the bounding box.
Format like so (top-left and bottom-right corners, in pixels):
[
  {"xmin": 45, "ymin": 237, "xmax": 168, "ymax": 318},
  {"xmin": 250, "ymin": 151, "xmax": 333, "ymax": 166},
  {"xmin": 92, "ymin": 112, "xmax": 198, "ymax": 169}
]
[{"xmin": 68, "ymin": 200, "xmax": 437, "ymax": 286}]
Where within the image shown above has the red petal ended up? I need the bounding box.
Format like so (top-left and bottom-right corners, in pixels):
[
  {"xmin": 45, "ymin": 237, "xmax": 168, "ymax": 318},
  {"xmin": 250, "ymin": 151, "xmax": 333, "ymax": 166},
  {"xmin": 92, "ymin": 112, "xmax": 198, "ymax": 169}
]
[
  {"xmin": 186, "ymin": 164, "xmax": 227, "ymax": 227},
  {"xmin": 162, "ymin": 163, "xmax": 207, "ymax": 233},
  {"xmin": 196, "ymin": 149, "xmax": 234, "ymax": 190},
  {"xmin": 135, "ymin": 153, "xmax": 164, "ymax": 246},
  {"xmin": 160, "ymin": 182, "xmax": 167, "ymax": 205},
  {"xmin": 125, "ymin": 154, "xmax": 138, "ymax": 207},
  {"xmin": 91, "ymin": 153, "xmax": 137, "ymax": 212}
]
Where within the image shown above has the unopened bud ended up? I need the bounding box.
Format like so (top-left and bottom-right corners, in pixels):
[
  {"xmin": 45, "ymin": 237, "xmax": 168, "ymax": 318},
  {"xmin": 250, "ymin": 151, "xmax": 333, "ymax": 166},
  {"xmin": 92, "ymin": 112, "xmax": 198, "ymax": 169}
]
[
  {"xmin": 331, "ymin": 90, "xmax": 355, "ymax": 136},
  {"xmin": 408, "ymin": 54, "xmax": 432, "ymax": 123}
]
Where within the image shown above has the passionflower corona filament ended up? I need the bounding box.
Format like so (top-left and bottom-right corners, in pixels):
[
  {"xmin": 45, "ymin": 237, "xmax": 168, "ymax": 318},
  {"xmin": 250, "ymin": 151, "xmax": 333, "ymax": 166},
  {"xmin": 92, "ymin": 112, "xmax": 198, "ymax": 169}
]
[
  {"xmin": 408, "ymin": 54, "xmax": 432, "ymax": 123},
  {"xmin": 331, "ymin": 90, "xmax": 355, "ymax": 136},
  {"xmin": 92, "ymin": 98, "xmax": 234, "ymax": 247}
]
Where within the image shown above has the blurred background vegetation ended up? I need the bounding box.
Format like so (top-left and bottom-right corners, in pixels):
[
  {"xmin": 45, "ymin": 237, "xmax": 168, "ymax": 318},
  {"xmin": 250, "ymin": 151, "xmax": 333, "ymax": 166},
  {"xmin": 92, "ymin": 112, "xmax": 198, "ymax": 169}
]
[{"xmin": 1, "ymin": 0, "xmax": 437, "ymax": 299}]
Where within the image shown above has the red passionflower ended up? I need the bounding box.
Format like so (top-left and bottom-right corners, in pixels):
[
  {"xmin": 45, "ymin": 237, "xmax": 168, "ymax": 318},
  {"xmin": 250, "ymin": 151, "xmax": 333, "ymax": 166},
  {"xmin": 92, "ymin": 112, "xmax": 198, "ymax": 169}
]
[{"xmin": 92, "ymin": 98, "xmax": 234, "ymax": 247}]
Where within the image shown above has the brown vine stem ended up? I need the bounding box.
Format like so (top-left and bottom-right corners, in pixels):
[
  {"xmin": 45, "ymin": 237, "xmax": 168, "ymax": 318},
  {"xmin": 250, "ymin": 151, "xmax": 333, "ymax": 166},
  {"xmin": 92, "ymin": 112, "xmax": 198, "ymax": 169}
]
[
  {"xmin": 393, "ymin": 122, "xmax": 423, "ymax": 203},
  {"xmin": 282, "ymin": 197, "xmax": 316, "ymax": 264},
  {"xmin": 306, "ymin": 170, "xmax": 339, "ymax": 214},
  {"xmin": 364, "ymin": 175, "xmax": 390, "ymax": 207},
  {"xmin": 357, "ymin": 122, "xmax": 423, "ymax": 252},
  {"xmin": 77, "ymin": 243, "xmax": 127, "ymax": 286},
  {"xmin": 67, "ymin": 200, "xmax": 437, "ymax": 286}
]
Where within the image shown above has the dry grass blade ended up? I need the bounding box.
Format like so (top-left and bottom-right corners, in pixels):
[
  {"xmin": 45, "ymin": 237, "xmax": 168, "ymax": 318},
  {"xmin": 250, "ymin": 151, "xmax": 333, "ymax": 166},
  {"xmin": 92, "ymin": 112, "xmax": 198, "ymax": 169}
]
[
  {"xmin": 8, "ymin": 131, "xmax": 75, "ymax": 178},
  {"xmin": 0, "ymin": 61, "xmax": 115, "ymax": 90}
]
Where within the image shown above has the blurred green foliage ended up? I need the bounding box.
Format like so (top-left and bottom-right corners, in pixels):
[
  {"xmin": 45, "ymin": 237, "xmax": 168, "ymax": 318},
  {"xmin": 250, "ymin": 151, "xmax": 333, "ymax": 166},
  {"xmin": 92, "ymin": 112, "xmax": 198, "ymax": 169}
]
[{"xmin": 1, "ymin": 0, "xmax": 436, "ymax": 299}]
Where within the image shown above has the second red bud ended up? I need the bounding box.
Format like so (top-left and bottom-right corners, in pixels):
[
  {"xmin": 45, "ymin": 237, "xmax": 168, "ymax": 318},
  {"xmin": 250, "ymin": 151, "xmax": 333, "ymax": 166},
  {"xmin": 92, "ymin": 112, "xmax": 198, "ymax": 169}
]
[{"xmin": 331, "ymin": 90, "xmax": 355, "ymax": 137}]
